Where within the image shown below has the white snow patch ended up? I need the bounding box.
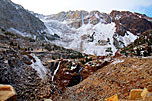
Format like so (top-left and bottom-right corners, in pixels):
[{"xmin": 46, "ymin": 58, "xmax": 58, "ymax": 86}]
[
  {"xmin": 7, "ymin": 28, "xmax": 36, "ymax": 38},
  {"xmin": 71, "ymin": 66, "xmax": 77, "ymax": 70},
  {"xmin": 112, "ymin": 59, "xmax": 124, "ymax": 64},
  {"xmin": 120, "ymin": 31, "xmax": 138, "ymax": 46},
  {"xmin": 68, "ymin": 22, "xmax": 117, "ymax": 56},
  {"xmin": 51, "ymin": 61, "xmax": 61, "ymax": 81},
  {"xmin": 30, "ymin": 54, "xmax": 47, "ymax": 79},
  {"xmin": 8, "ymin": 28, "xmax": 25, "ymax": 36}
]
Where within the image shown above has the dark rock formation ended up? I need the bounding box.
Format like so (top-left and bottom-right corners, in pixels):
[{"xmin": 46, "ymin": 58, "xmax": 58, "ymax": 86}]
[
  {"xmin": 0, "ymin": 0, "xmax": 46, "ymax": 35},
  {"xmin": 110, "ymin": 10, "xmax": 152, "ymax": 35}
]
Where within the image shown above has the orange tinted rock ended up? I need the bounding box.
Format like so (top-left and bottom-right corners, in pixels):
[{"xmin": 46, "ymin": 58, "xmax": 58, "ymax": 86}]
[
  {"xmin": 147, "ymin": 85, "xmax": 152, "ymax": 92},
  {"xmin": 105, "ymin": 94, "xmax": 119, "ymax": 101},
  {"xmin": 129, "ymin": 89, "xmax": 143, "ymax": 100},
  {"xmin": 0, "ymin": 84, "xmax": 17, "ymax": 101}
]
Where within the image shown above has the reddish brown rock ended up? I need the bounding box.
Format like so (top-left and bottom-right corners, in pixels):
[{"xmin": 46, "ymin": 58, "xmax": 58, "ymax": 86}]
[
  {"xmin": 110, "ymin": 10, "xmax": 152, "ymax": 35},
  {"xmin": 53, "ymin": 57, "xmax": 152, "ymax": 101}
]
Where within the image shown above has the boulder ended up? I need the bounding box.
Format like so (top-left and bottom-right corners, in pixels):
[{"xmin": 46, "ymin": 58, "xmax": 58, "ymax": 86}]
[
  {"xmin": 129, "ymin": 89, "xmax": 143, "ymax": 100},
  {"xmin": 105, "ymin": 94, "xmax": 118, "ymax": 101},
  {"xmin": 0, "ymin": 84, "xmax": 17, "ymax": 101}
]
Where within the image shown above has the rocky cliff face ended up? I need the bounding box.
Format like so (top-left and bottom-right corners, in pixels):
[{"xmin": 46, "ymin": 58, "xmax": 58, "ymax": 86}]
[
  {"xmin": 47, "ymin": 10, "xmax": 111, "ymax": 28},
  {"xmin": 39, "ymin": 10, "xmax": 152, "ymax": 56},
  {"xmin": 0, "ymin": 0, "xmax": 47, "ymax": 37},
  {"xmin": 110, "ymin": 10, "xmax": 152, "ymax": 36},
  {"xmin": 47, "ymin": 10, "xmax": 152, "ymax": 35},
  {"xmin": 40, "ymin": 10, "xmax": 151, "ymax": 56}
]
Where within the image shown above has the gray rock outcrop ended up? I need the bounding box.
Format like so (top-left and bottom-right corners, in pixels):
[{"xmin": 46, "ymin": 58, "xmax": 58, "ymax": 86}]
[{"xmin": 0, "ymin": 0, "xmax": 46, "ymax": 36}]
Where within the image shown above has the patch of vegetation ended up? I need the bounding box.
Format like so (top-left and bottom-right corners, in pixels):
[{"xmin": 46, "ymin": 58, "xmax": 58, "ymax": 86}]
[
  {"xmin": 53, "ymin": 33, "xmax": 60, "ymax": 38},
  {"xmin": 44, "ymin": 45, "xmax": 51, "ymax": 51},
  {"xmin": 4, "ymin": 32, "xmax": 15, "ymax": 36},
  {"xmin": 105, "ymin": 47, "xmax": 112, "ymax": 52}
]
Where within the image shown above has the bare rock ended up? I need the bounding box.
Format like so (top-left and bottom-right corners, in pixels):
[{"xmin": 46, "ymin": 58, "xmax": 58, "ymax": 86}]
[{"xmin": 0, "ymin": 84, "xmax": 17, "ymax": 101}]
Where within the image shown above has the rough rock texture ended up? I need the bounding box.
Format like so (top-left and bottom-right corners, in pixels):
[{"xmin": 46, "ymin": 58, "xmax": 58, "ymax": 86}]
[
  {"xmin": 54, "ymin": 57, "xmax": 152, "ymax": 101},
  {"xmin": 46, "ymin": 10, "xmax": 152, "ymax": 36},
  {"xmin": 47, "ymin": 10, "xmax": 89, "ymax": 22},
  {"xmin": 50, "ymin": 55, "xmax": 111, "ymax": 95},
  {"xmin": 0, "ymin": 41, "xmax": 52, "ymax": 100},
  {"xmin": 0, "ymin": 0, "xmax": 46, "ymax": 35},
  {"xmin": 47, "ymin": 10, "xmax": 111, "ymax": 29},
  {"xmin": 0, "ymin": 30, "xmax": 84, "ymax": 101},
  {"xmin": 110, "ymin": 10, "xmax": 152, "ymax": 35}
]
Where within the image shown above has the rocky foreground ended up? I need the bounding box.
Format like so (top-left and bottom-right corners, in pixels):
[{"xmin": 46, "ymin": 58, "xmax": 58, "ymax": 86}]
[
  {"xmin": 0, "ymin": 29, "xmax": 84, "ymax": 100},
  {"xmin": 1, "ymin": 28, "xmax": 152, "ymax": 101},
  {"xmin": 54, "ymin": 57, "xmax": 152, "ymax": 100}
]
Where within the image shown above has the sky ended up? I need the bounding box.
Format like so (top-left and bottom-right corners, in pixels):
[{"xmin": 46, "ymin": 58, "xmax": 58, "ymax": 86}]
[{"xmin": 11, "ymin": 0, "xmax": 152, "ymax": 17}]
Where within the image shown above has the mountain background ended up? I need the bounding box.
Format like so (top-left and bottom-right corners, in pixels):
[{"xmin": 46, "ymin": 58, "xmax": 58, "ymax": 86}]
[{"xmin": 36, "ymin": 10, "xmax": 152, "ymax": 56}]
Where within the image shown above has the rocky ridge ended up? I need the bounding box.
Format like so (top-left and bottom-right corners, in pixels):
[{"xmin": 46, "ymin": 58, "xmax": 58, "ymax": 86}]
[
  {"xmin": 46, "ymin": 10, "xmax": 152, "ymax": 34},
  {"xmin": 0, "ymin": 0, "xmax": 54, "ymax": 40},
  {"xmin": 39, "ymin": 10, "xmax": 152, "ymax": 56}
]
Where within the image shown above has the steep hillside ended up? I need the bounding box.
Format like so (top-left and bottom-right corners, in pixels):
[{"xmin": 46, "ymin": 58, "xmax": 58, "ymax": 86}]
[
  {"xmin": 0, "ymin": 0, "xmax": 50, "ymax": 39},
  {"xmin": 38, "ymin": 10, "xmax": 152, "ymax": 56},
  {"xmin": 110, "ymin": 10, "xmax": 152, "ymax": 35},
  {"xmin": 0, "ymin": 28, "xmax": 84, "ymax": 100}
]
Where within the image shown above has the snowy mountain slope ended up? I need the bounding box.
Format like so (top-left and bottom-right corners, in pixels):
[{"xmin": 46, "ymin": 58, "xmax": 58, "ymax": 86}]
[
  {"xmin": 69, "ymin": 23, "xmax": 117, "ymax": 56},
  {"xmin": 34, "ymin": 10, "xmax": 152, "ymax": 56},
  {"xmin": 39, "ymin": 12, "xmax": 138, "ymax": 56}
]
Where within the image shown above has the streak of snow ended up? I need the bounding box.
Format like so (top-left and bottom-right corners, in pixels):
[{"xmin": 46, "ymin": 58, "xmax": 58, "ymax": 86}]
[
  {"xmin": 30, "ymin": 54, "xmax": 47, "ymax": 79},
  {"xmin": 51, "ymin": 61, "xmax": 61, "ymax": 81},
  {"xmin": 7, "ymin": 28, "xmax": 36, "ymax": 38},
  {"xmin": 118, "ymin": 31, "xmax": 138, "ymax": 46},
  {"xmin": 112, "ymin": 59, "xmax": 124, "ymax": 64}
]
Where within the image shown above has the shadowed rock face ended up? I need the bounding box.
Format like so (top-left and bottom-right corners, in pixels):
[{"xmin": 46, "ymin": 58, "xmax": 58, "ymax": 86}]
[
  {"xmin": 0, "ymin": 0, "xmax": 46, "ymax": 35},
  {"xmin": 110, "ymin": 10, "xmax": 152, "ymax": 35}
]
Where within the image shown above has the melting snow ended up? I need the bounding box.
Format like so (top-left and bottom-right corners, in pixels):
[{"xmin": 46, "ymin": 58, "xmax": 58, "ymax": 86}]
[
  {"xmin": 68, "ymin": 22, "xmax": 117, "ymax": 56},
  {"xmin": 30, "ymin": 54, "xmax": 47, "ymax": 79},
  {"xmin": 118, "ymin": 31, "xmax": 138, "ymax": 46},
  {"xmin": 112, "ymin": 59, "xmax": 124, "ymax": 64},
  {"xmin": 40, "ymin": 16, "xmax": 137, "ymax": 56},
  {"xmin": 51, "ymin": 61, "xmax": 61, "ymax": 81}
]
